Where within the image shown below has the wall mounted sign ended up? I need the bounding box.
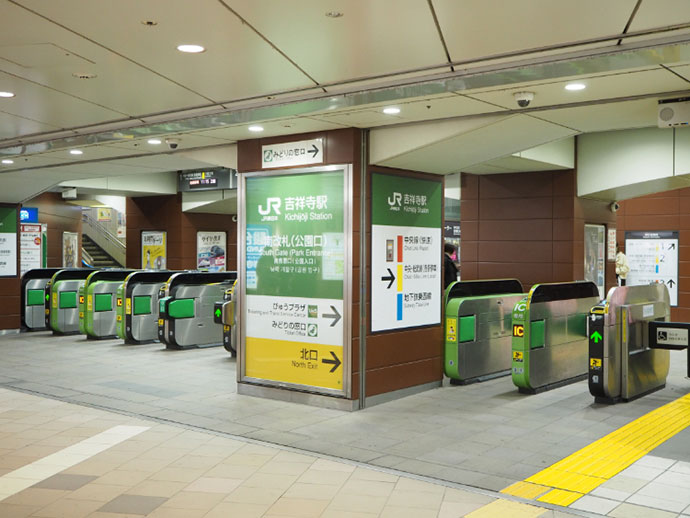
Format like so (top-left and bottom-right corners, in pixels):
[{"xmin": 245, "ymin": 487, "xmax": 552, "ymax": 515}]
[
  {"xmin": 584, "ymin": 224, "xmax": 606, "ymax": 299},
  {"xmin": 178, "ymin": 168, "xmax": 235, "ymax": 192},
  {"xmin": 607, "ymin": 227, "xmax": 617, "ymax": 262},
  {"xmin": 371, "ymin": 173, "xmax": 442, "ymax": 332},
  {"xmin": 240, "ymin": 165, "xmax": 350, "ymax": 397},
  {"xmin": 19, "ymin": 207, "xmax": 38, "ymax": 223},
  {"xmin": 625, "ymin": 231, "xmax": 679, "ymax": 306},
  {"xmin": 141, "ymin": 231, "xmax": 167, "ymax": 270},
  {"xmin": 0, "ymin": 207, "xmax": 17, "ymax": 276},
  {"xmin": 62, "ymin": 231, "xmax": 78, "ymax": 268},
  {"xmin": 20, "ymin": 223, "xmax": 45, "ymax": 276},
  {"xmin": 261, "ymin": 138, "xmax": 324, "ymax": 169},
  {"xmin": 197, "ymin": 231, "xmax": 226, "ymax": 271},
  {"xmin": 97, "ymin": 208, "xmax": 112, "ymax": 222}
]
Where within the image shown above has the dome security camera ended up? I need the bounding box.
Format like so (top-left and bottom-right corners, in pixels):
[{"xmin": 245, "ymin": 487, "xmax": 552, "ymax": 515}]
[
  {"xmin": 610, "ymin": 201, "xmax": 620, "ymax": 213},
  {"xmin": 513, "ymin": 91, "xmax": 534, "ymax": 108},
  {"xmin": 165, "ymin": 138, "xmax": 180, "ymax": 150}
]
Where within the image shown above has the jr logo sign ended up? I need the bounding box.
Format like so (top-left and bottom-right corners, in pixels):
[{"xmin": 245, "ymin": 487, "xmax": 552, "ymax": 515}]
[
  {"xmin": 387, "ymin": 192, "xmax": 402, "ymax": 209},
  {"xmin": 258, "ymin": 197, "xmax": 281, "ymax": 218}
]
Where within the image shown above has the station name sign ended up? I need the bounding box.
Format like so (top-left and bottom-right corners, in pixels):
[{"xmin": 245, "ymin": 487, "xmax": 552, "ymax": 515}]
[{"xmin": 178, "ymin": 168, "xmax": 236, "ymax": 192}]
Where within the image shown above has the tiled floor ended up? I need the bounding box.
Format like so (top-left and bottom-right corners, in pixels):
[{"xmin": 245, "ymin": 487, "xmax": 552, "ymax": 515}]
[{"xmin": 0, "ymin": 387, "xmax": 583, "ymax": 517}]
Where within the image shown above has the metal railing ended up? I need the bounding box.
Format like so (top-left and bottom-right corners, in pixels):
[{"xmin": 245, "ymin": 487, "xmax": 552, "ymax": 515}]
[
  {"xmin": 82, "ymin": 212, "xmax": 126, "ymax": 266},
  {"xmin": 82, "ymin": 248, "xmax": 94, "ymax": 267}
]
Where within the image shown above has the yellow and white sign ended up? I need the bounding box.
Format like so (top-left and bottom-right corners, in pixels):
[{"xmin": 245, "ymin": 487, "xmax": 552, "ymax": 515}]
[{"xmin": 141, "ymin": 231, "xmax": 167, "ymax": 270}]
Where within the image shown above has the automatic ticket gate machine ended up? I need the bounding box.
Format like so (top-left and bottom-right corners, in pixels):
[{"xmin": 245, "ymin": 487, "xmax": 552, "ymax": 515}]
[
  {"xmin": 588, "ymin": 284, "xmax": 688, "ymax": 403},
  {"xmin": 21, "ymin": 268, "xmax": 63, "ymax": 331},
  {"xmin": 213, "ymin": 280, "xmax": 238, "ymax": 357},
  {"xmin": 444, "ymin": 279, "xmax": 525, "ymax": 383},
  {"xmin": 512, "ymin": 281, "xmax": 601, "ymax": 393},
  {"xmin": 158, "ymin": 271, "xmax": 237, "ymax": 350},
  {"xmin": 116, "ymin": 270, "xmax": 175, "ymax": 344},
  {"xmin": 47, "ymin": 268, "xmax": 97, "ymax": 335},
  {"xmin": 80, "ymin": 269, "xmax": 135, "ymax": 339}
]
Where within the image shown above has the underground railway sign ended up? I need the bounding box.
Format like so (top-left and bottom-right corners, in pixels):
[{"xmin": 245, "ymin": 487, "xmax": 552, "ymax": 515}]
[{"xmin": 241, "ymin": 166, "xmax": 349, "ymax": 395}]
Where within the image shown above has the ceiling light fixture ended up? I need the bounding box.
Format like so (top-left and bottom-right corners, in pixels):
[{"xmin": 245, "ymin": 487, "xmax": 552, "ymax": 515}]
[
  {"xmin": 147, "ymin": 138, "xmax": 162, "ymax": 145},
  {"xmin": 72, "ymin": 73, "xmax": 97, "ymax": 80},
  {"xmin": 1, "ymin": 159, "xmax": 14, "ymax": 164},
  {"xmin": 248, "ymin": 125, "xmax": 264, "ymax": 132},
  {"xmin": 565, "ymin": 83, "xmax": 586, "ymax": 91},
  {"xmin": 177, "ymin": 44, "xmax": 205, "ymax": 53},
  {"xmin": 69, "ymin": 149, "xmax": 83, "ymax": 155},
  {"xmin": 383, "ymin": 107, "xmax": 400, "ymax": 115},
  {"xmin": 325, "ymin": 11, "xmax": 343, "ymax": 18},
  {"xmin": 0, "ymin": 91, "xmax": 15, "ymax": 98}
]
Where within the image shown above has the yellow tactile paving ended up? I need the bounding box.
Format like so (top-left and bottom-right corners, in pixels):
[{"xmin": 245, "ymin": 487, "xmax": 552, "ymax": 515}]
[
  {"xmin": 501, "ymin": 481, "xmax": 550, "ymax": 499},
  {"xmin": 513, "ymin": 393, "xmax": 690, "ymax": 501},
  {"xmin": 465, "ymin": 499, "xmax": 546, "ymax": 518},
  {"xmin": 537, "ymin": 488, "xmax": 583, "ymax": 506}
]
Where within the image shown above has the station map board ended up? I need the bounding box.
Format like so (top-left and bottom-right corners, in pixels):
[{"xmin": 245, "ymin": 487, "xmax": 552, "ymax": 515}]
[
  {"xmin": 371, "ymin": 173, "xmax": 442, "ymax": 332},
  {"xmin": 240, "ymin": 166, "xmax": 350, "ymax": 397},
  {"xmin": 625, "ymin": 231, "xmax": 679, "ymax": 306}
]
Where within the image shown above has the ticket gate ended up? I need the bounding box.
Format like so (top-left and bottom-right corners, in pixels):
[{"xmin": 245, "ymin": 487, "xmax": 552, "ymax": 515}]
[
  {"xmin": 80, "ymin": 269, "xmax": 135, "ymax": 339},
  {"xmin": 511, "ymin": 281, "xmax": 600, "ymax": 393},
  {"xmin": 588, "ymin": 284, "xmax": 688, "ymax": 403},
  {"xmin": 47, "ymin": 268, "xmax": 97, "ymax": 335},
  {"xmin": 444, "ymin": 279, "xmax": 525, "ymax": 383},
  {"xmin": 213, "ymin": 280, "xmax": 238, "ymax": 356},
  {"xmin": 158, "ymin": 271, "xmax": 237, "ymax": 349},
  {"xmin": 21, "ymin": 268, "xmax": 63, "ymax": 331},
  {"xmin": 116, "ymin": 271, "xmax": 175, "ymax": 344}
]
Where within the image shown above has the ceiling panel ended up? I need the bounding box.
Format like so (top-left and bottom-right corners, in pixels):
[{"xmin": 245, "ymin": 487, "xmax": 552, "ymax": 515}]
[
  {"xmin": 0, "ymin": 168, "xmax": 94, "ymax": 203},
  {"xmin": 433, "ymin": 0, "xmax": 636, "ymax": 63},
  {"xmin": 0, "ymin": 111, "xmax": 60, "ymax": 139},
  {"xmin": 534, "ymin": 99, "xmax": 659, "ymax": 133},
  {"xmin": 628, "ymin": 0, "xmax": 690, "ymax": 32},
  {"xmin": 106, "ymin": 133, "xmax": 232, "ymax": 154},
  {"xmin": 668, "ymin": 64, "xmax": 690, "ymax": 81},
  {"xmin": 192, "ymin": 116, "xmax": 348, "ymax": 141},
  {"xmin": 18, "ymin": 0, "xmax": 317, "ymax": 103},
  {"xmin": 464, "ymin": 68, "xmax": 689, "ymax": 110},
  {"xmin": 228, "ymin": 0, "xmax": 447, "ymax": 83},
  {"xmin": 113, "ymin": 154, "xmax": 216, "ymax": 172}
]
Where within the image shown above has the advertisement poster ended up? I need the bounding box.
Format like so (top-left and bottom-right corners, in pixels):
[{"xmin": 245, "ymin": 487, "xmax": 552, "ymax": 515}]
[
  {"xmin": 97, "ymin": 208, "xmax": 112, "ymax": 222},
  {"xmin": 626, "ymin": 231, "xmax": 678, "ymax": 306},
  {"xmin": 62, "ymin": 232, "xmax": 79, "ymax": 268},
  {"xmin": 197, "ymin": 231, "xmax": 226, "ymax": 271},
  {"xmin": 141, "ymin": 231, "xmax": 166, "ymax": 270},
  {"xmin": 242, "ymin": 167, "xmax": 349, "ymax": 395},
  {"xmin": 371, "ymin": 173, "xmax": 442, "ymax": 332},
  {"xmin": 116, "ymin": 211, "xmax": 126, "ymax": 238},
  {"xmin": 20, "ymin": 223, "xmax": 43, "ymax": 276},
  {"xmin": 0, "ymin": 207, "xmax": 17, "ymax": 276},
  {"xmin": 584, "ymin": 224, "xmax": 606, "ymax": 298}
]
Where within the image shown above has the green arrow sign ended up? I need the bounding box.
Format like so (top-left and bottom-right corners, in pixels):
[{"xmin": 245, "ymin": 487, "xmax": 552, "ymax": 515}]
[
  {"xmin": 590, "ymin": 331, "xmax": 602, "ymax": 343},
  {"xmin": 215, "ymin": 308, "xmax": 221, "ymax": 318}
]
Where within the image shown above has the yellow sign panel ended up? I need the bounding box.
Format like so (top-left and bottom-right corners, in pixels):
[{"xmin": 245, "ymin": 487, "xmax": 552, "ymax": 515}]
[
  {"xmin": 158, "ymin": 319, "xmax": 163, "ymax": 326},
  {"xmin": 116, "ymin": 315, "xmax": 122, "ymax": 322},
  {"xmin": 245, "ymin": 337, "xmax": 343, "ymax": 390},
  {"xmin": 117, "ymin": 298, "xmax": 122, "ymax": 307},
  {"xmin": 79, "ymin": 312, "xmax": 84, "ymax": 318},
  {"xmin": 513, "ymin": 324, "xmax": 524, "ymax": 337},
  {"xmin": 590, "ymin": 358, "xmax": 602, "ymax": 369},
  {"xmin": 79, "ymin": 295, "xmax": 85, "ymax": 304},
  {"xmin": 87, "ymin": 295, "xmax": 92, "ymax": 311},
  {"xmin": 513, "ymin": 350, "xmax": 524, "ymax": 362},
  {"xmin": 223, "ymin": 325, "xmax": 230, "ymax": 332},
  {"xmin": 446, "ymin": 318, "xmax": 457, "ymax": 342},
  {"xmin": 52, "ymin": 292, "xmax": 57, "ymax": 309},
  {"xmin": 126, "ymin": 298, "xmax": 131, "ymax": 315}
]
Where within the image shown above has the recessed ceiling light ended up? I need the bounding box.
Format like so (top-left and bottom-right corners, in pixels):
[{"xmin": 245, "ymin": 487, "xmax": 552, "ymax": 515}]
[
  {"xmin": 248, "ymin": 125, "xmax": 264, "ymax": 132},
  {"xmin": 177, "ymin": 44, "xmax": 205, "ymax": 53},
  {"xmin": 0, "ymin": 91, "xmax": 15, "ymax": 98},
  {"xmin": 147, "ymin": 138, "xmax": 162, "ymax": 145},
  {"xmin": 325, "ymin": 11, "xmax": 343, "ymax": 18},
  {"xmin": 383, "ymin": 107, "xmax": 400, "ymax": 115},
  {"xmin": 1, "ymin": 159, "xmax": 14, "ymax": 164},
  {"xmin": 565, "ymin": 83, "xmax": 586, "ymax": 91},
  {"xmin": 72, "ymin": 73, "xmax": 97, "ymax": 80},
  {"xmin": 69, "ymin": 149, "xmax": 83, "ymax": 155},
  {"xmin": 141, "ymin": 20, "xmax": 158, "ymax": 27}
]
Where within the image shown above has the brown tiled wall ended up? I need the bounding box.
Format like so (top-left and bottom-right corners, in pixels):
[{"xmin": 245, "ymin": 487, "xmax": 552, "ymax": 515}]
[
  {"xmin": 126, "ymin": 194, "xmax": 236, "ymax": 271},
  {"xmin": 617, "ymin": 189, "xmax": 690, "ymax": 321},
  {"xmin": 461, "ymin": 171, "xmax": 616, "ymax": 293},
  {"xmin": 365, "ymin": 167, "xmax": 444, "ymax": 398}
]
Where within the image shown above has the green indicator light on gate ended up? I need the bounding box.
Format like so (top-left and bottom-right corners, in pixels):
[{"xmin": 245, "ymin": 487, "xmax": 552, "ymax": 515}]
[
  {"xmin": 590, "ymin": 331, "xmax": 602, "ymax": 343},
  {"xmin": 215, "ymin": 308, "xmax": 221, "ymax": 318}
]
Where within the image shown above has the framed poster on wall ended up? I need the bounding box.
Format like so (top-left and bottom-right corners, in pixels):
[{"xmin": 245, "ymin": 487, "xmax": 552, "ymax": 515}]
[
  {"xmin": 625, "ymin": 231, "xmax": 679, "ymax": 306},
  {"xmin": 584, "ymin": 224, "xmax": 606, "ymax": 299},
  {"xmin": 141, "ymin": 231, "xmax": 167, "ymax": 270},
  {"xmin": 0, "ymin": 207, "xmax": 17, "ymax": 276},
  {"xmin": 62, "ymin": 231, "xmax": 79, "ymax": 268},
  {"xmin": 20, "ymin": 223, "xmax": 44, "ymax": 276},
  {"xmin": 197, "ymin": 231, "xmax": 226, "ymax": 271}
]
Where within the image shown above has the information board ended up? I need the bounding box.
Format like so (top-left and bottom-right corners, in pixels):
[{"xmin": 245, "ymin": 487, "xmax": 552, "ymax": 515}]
[
  {"xmin": 0, "ymin": 207, "xmax": 17, "ymax": 276},
  {"xmin": 178, "ymin": 168, "xmax": 235, "ymax": 192},
  {"xmin": 197, "ymin": 231, "xmax": 226, "ymax": 271},
  {"xmin": 241, "ymin": 166, "xmax": 350, "ymax": 396},
  {"xmin": 371, "ymin": 173, "xmax": 442, "ymax": 332},
  {"xmin": 625, "ymin": 231, "xmax": 679, "ymax": 306},
  {"xmin": 20, "ymin": 223, "xmax": 44, "ymax": 276}
]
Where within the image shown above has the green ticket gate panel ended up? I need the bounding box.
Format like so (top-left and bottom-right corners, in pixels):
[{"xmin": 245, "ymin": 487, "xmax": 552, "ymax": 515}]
[
  {"xmin": 118, "ymin": 271, "xmax": 174, "ymax": 345},
  {"xmin": 82, "ymin": 270, "xmax": 134, "ymax": 339},
  {"xmin": 444, "ymin": 279, "xmax": 525, "ymax": 383},
  {"xmin": 215, "ymin": 280, "xmax": 238, "ymax": 356},
  {"xmin": 21, "ymin": 268, "xmax": 63, "ymax": 331},
  {"xmin": 159, "ymin": 271, "xmax": 237, "ymax": 349},
  {"xmin": 588, "ymin": 284, "xmax": 672, "ymax": 403},
  {"xmin": 46, "ymin": 269, "xmax": 97, "ymax": 334},
  {"xmin": 511, "ymin": 281, "xmax": 600, "ymax": 393}
]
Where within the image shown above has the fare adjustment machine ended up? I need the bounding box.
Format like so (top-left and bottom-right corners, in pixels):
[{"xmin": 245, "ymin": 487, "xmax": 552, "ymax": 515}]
[{"xmin": 589, "ymin": 284, "xmax": 689, "ymax": 403}]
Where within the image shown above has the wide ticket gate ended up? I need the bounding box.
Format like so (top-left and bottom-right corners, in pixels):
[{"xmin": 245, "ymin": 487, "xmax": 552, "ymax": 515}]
[
  {"xmin": 21, "ymin": 268, "xmax": 63, "ymax": 331},
  {"xmin": 444, "ymin": 279, "xmax": 525, "ymax": 383},
  {"xmin": 47, "ymin": 268, "xmax": 96, "ymax": 335},
  {"xmin": 213, "ymin": 280, "xmax": 238, "ymax": 357},
  {"xmin": 588, "ymin": 284, "xmax": 688, "ymax": 403},
  {"xmin": 512, "ymin": 281, "xmax": 600, "ymax": 393},
  {"xmin": 79, "ymin": 269, "xmax": 134, "ymax": 339},
  {"xmin": 116, "ymin": 271, "xmax": 175, "ymax": 344},
  {"xmin": 158, "ymin": 271, "xmax": 237, "ymax": 350}
]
